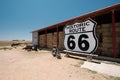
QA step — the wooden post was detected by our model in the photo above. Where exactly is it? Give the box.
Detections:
[45,30,47,47]
[56,26,59,47]
[37,32,39,48]
[112,10,117,58]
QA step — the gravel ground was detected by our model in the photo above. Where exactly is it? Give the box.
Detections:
[0,47,119,80]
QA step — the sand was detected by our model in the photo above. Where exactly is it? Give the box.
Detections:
[0,47,114,80]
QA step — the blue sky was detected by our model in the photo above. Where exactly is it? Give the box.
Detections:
[0,0,120,40]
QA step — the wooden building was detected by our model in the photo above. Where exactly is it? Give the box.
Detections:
[32,4,120,58]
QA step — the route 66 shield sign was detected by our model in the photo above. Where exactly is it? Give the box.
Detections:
[64,18,98,54]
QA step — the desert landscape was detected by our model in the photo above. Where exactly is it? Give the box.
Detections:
[0,40,120,80]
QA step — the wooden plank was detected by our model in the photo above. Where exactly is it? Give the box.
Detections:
[63,50,98,57]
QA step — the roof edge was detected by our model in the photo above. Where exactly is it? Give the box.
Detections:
[32,3,120,33]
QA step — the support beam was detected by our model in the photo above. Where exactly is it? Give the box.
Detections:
[112,10,117,58]
[56,26,59,47]
[37,32,39,48]
[45,30,47,47]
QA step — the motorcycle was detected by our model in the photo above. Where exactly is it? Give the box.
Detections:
[52,46,61,59]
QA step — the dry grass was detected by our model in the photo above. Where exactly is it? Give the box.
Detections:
[0,41,12,46]
[74,60,84,67]
[0,40,31,46]
[110,76,120,80]
[0,47,12,50]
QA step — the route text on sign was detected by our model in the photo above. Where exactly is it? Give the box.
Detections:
[66,21,90,33]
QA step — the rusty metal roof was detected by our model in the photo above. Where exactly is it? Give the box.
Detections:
[32,3,120,33]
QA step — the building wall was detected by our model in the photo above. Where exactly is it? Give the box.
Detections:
[36,8,120,58]
[39,34,46,48]
[38,22,120,57]
[46,33,52,48]
[39,31,64,49]
[96,23,113,57]
[96,22,120,57]
[116,23,120,57]
[53,32,57,46]
[59,31,64,50]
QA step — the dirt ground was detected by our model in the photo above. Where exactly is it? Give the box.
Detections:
[0,47,118,80]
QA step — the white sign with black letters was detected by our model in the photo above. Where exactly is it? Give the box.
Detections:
[64,18,98,54]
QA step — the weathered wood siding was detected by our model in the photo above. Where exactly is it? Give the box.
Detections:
[96,23,120,57]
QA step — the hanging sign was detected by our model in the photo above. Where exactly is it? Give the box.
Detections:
[64,18,98,54]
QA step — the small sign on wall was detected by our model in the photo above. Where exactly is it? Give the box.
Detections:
[64,18,98,54]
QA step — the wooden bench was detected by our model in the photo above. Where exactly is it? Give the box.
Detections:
[63,50,98,62]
